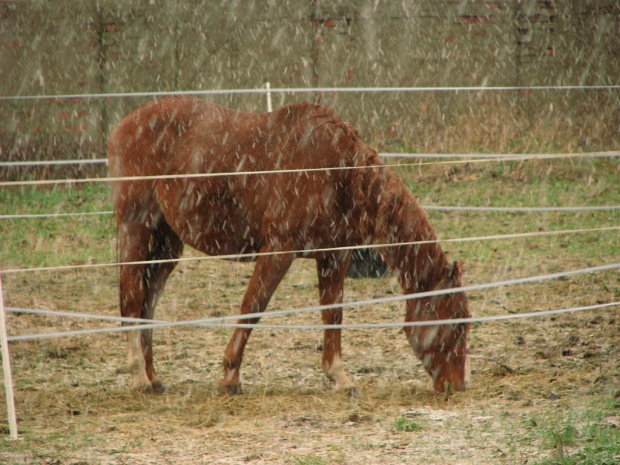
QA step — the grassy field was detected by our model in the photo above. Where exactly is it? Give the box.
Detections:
[0,157,619,464]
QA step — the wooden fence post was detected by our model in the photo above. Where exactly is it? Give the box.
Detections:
[0,275,18,440]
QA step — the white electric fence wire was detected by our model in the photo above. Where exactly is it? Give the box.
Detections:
[0,159,108,168]
[4,262,620,342]
[2,205,619,221]
[1,150,618,168]
[2,151,619,189]
[8,307,149,325]
[380,151,620,159]
[2,85,620,102]
[0,211,113,220]
[5,301,619,341]
[424,205,620,212]
[0,162,399,188]
[1,225,618,276]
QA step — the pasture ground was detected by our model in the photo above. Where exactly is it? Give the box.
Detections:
[1,158,619,464]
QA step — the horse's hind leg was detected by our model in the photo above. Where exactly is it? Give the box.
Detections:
[118,219,152,392]
[118,215,183,393]
[140,220,184,391]
[317,253,355,392]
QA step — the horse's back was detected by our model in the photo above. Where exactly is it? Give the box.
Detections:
[108,97,240,176]
[108,97,363,176]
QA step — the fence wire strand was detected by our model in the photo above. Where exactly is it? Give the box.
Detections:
[5,302,619,342]
[2,84,620,102]
[2,205,619,221]
[1,150,618,169]
[5,262,620,342]
[2,151,619,189]
[1,225,618,275]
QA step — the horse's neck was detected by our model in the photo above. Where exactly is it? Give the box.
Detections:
[374,175,449,294]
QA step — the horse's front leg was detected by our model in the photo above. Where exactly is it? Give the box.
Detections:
[219,244,295,394]
[317,253,355,392]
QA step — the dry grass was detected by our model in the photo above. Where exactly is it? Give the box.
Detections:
[1,159,619,464]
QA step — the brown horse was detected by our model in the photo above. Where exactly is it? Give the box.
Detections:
[108,97,470,395]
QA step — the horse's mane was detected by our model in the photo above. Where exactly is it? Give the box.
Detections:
[272,102,449,292]
[352,151,450,293]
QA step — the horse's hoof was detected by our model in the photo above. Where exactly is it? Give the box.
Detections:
[219,382,242,395]
[149,379,166,394]
[136,380,166,395]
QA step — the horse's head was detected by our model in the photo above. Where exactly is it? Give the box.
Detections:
[403,261,471,393]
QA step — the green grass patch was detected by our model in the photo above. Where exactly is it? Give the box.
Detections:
[0,184,115,269]
[529,397,620,465]
[394,416,423,432]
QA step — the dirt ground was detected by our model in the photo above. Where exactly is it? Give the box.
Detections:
[1,249,619,464]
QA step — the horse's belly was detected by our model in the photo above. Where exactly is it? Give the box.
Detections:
[156,183,262,257]
[178,215,259,257]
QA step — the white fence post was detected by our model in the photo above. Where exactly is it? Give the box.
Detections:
[0,275,18,440]
[265,82,272,112]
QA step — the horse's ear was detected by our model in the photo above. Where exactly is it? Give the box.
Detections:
[450,261,463,284]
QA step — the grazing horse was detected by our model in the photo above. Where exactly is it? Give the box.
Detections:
[108,97,471,394]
